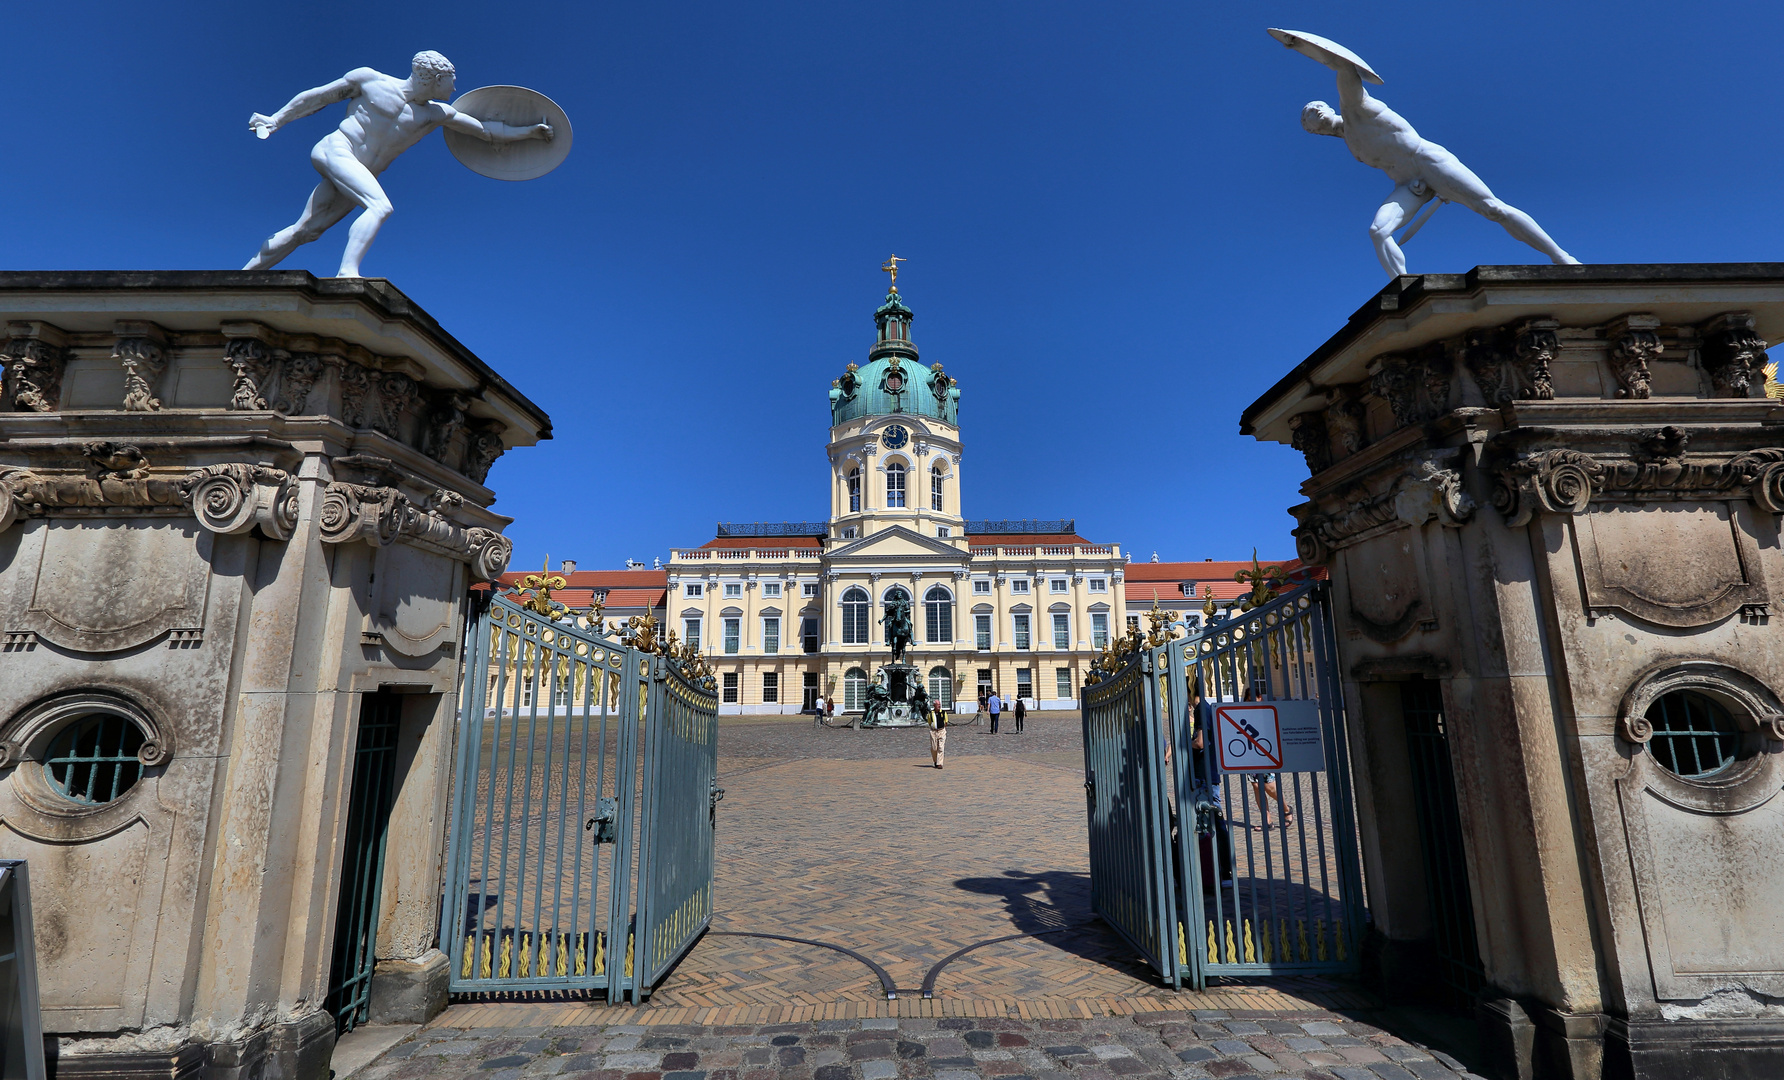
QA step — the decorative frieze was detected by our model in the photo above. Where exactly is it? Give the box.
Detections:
[1699,312,1765,399]
[1292,452,1474,565]
[1492,434,1784,527]
[318,481,511,580]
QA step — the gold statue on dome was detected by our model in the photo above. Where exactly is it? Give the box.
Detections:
[881,254,906,291]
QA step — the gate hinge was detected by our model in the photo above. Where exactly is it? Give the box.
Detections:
[585,797,618,844]
[710,779,726,825]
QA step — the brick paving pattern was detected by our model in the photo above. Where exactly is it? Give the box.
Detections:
[366,1010,1487,1080]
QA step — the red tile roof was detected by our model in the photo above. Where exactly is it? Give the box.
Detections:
[699,536,822,549]
[1123,558,1322,605]
[482,568,667,610]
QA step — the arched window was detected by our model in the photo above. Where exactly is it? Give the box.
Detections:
[925,585,953,643]
[886,462,906,508]
[929,667,953,708]
[932,466,946,511]
[847,467,861,513]
[843,667,869,712]
[841,586,870,644]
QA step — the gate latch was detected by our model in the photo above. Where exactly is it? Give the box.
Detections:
[585,797,618,845]
[1084,773,1095,806]
[710,779,726,824]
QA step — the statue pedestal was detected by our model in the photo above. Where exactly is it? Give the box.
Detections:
[861,662,927,727]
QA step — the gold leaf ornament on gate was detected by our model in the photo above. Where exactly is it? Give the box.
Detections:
[518,557,568,617]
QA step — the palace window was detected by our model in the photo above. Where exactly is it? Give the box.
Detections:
[1013,613,1031,651]
[1647,689,1742,778]
[977,669,993,697]
[931,467,945,511]
[763,671,779,704]
[973,579,991,595]
[723,617,740,654]
[1181,582,1196,597]
[848,468,861,512]
[1053,613,1070,650]
[762,582,781,598]
[762,617,780,654]
[1010,579,1029,594]
[937,525,950,538]
[724,582,742,599]
[975,614,991,651]
[1016,668,1032,701]
[803,582,819,597]
[843,667,868,711]
[1056,667,1074,700]
[803,671,820,710]
[684,618,701,650]
[929,667,953,708]
[1091,612,1108,649]
[722,672,739,704]
[886,462,906,508]
[43,712,147,806]
[1050,579,1069,594]
[522,677,535,707]
[925,586,953,643]
[1127,614,1140,634]
[1088,578,1107,593]
[842,587,870,644]
[840,526,859,539]
[801,616,819,653]
[685,583,704,598]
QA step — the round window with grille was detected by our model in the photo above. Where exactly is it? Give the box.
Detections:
[1644,689,1741,779]
[44,713,147,805]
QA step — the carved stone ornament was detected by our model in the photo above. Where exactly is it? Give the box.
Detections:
[374,372,418,437]
[318,481,511,580]
[226,338,275,411]
[83,442,152,480]
[1369,346,1451,429]
[340,362,374,427]
[1493,439,1784,528]
[2,334,67,413]
[1608,316,1661,399]
[277,353,324,413]
[1515,319,1559,400]
[177,463,301,540]
[1460,325,1517,405]
[1288,410,1332,474]
[1325,385,1367,455]
[423,393,470,462]
[116,337,168,412]
[464,422,507,485]
[1700,312,1766,399]
[1292,452,1475,565]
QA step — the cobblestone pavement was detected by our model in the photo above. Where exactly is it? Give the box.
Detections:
[369,1009,1486,1080]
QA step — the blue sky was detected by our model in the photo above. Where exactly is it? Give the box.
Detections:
[9,3,1781,569]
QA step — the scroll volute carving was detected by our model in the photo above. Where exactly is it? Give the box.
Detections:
[1700,312,1766,399]
[1607,315,1661,399]
[2,321,69,413]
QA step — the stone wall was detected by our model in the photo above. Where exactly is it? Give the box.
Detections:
[0,273,547,1080]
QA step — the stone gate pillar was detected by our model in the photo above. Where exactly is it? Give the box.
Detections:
[0,272,549,1080]
[1242,265,1784,1080]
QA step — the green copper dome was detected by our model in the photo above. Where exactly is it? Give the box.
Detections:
[829,290,960,425]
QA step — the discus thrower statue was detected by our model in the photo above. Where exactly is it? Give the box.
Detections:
[1269,29,1579,278]
[243,51,572,278]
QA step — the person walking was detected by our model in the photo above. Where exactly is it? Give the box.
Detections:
[927,698,949,769]
[988,689,1002,734]
[1014,694,1026,733]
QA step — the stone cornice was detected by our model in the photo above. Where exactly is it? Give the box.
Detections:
[1490,432,1784,528]
[1291,450,1476,566]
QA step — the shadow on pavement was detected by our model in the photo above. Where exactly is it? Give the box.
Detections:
[951,868,1164,982]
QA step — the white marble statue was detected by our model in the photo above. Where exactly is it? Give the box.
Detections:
[1269,29,1579,277]
[243,51,554,278]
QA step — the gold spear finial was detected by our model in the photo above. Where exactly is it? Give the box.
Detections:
[881,254,906,291]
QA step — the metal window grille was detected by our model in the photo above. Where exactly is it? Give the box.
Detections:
[925,587,952,642]
[1647,690,1740,777]
[842,588,869,644]
[762,618,779,654]
[886,464,906,507]
[1092,613,1108,648]
[929,668,953,707]
[762,672,778,704]
[1014,614,1030,650]
[723,619,740,654]
[975,615,991,650]
[1056,667,1072,699]
[44,714,145,805]
[722,672,739,703]
[1052,614,1070,650]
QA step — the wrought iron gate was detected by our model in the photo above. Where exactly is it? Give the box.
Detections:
[441,589,719,1003]
[1083,581,1367,990]
[327,692,402,1032]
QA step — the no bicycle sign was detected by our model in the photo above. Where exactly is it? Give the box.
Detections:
[1213,702,1326,774]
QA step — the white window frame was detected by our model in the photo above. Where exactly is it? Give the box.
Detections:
[762,616,780,654]
[723,582,742,599]
[1010,579,1030,595]
[723,617,740,654]
[1053,613,1070,650]
[802,582,820,598]
[1050,578,1069,594]
[937,525,951,538]
[973,579,991,595]
[762,671,779,704]
[924,586,953,644]
[1016,668,1033,700]
[975,613,992,651]
[1056,667,1074,699]
[1181,582,1196,597]
[842,587,870,645]
[843,668,868,711]
[886,462,907,508]
[1091,612,1108,648]
[1013,613,1031,651]
[1088,578,1107,593]
[931,468,945,511]
[722,671,739,704]
[847,468,861,512]
[762,582,782,598]
[684,583,704,598]
[683,618,702,650]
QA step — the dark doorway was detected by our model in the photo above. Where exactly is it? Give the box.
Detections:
[325,692,403,1033]
[1400,677,1485,1000]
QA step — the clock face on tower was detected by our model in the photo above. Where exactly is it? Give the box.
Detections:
[881,425,908,449]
